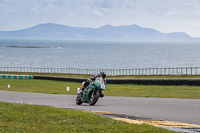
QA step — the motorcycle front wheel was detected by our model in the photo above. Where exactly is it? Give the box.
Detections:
[76,94,83,105]
[89,89,100,106]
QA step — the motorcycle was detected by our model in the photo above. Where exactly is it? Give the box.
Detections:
[76,77,106,106]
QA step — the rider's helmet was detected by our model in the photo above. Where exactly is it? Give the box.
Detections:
[100,72,106,79]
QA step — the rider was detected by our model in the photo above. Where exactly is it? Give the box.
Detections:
[81,72,106,97]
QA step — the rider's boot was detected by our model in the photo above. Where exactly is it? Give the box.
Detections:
[100,91,104,98]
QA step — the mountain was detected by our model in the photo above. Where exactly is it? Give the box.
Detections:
[0,23,199,42]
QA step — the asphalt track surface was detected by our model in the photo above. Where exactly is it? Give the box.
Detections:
[0,90,200,125]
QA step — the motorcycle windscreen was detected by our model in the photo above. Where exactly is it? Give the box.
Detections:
[95,77,104,84]
[95,77,105,89]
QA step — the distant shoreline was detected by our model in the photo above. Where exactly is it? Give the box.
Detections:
[6,46,50,48]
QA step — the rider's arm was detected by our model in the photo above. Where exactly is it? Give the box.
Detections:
[90,74,100,81]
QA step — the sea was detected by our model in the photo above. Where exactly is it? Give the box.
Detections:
[0,39,200,69]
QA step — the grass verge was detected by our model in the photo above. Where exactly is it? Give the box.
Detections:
[0,102,174,133]
[1,79,200,99]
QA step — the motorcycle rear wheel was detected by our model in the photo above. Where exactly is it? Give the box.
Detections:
[89,90,100,106]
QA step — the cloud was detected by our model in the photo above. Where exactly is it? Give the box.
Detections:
[2,9,16,13]
[94,0,112,9]
[91,10,104,17]
[1,0,13,3]
[30,7,40,13]
[43,3,62,13]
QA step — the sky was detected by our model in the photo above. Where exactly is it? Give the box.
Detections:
[1,0,200,37]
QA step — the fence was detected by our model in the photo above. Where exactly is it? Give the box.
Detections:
[0,67,200,76]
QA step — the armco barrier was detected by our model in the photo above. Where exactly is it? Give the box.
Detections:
[34,76,85,83]
[33,76,200,86]
[0,74,32,79]
[107,79,200,86]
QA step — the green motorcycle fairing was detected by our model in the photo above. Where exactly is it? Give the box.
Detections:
[81,81,102,103]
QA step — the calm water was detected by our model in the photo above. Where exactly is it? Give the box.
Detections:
[0,39,200,69]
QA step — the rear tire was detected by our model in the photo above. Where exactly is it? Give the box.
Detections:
[89,90,100,106]
[76,94,83,105]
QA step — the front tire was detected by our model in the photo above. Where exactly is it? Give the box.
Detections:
[76,94,83,105]
[89,90,100,106]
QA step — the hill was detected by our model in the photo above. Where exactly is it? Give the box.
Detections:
[0,23,199,42]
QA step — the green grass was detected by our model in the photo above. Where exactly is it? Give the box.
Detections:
[107,84,200,99]
[0,102,174,133]
[1,71,200,79]
[1,79,200,99]
[0,79,79,94]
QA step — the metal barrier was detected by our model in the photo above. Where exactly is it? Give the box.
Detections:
[0,74,32,79]
[34,76,200,86]
[0,67,199,76]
